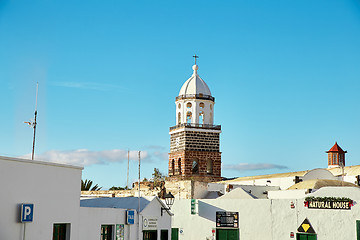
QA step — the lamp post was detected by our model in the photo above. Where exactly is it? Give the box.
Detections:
[161,192,175,216]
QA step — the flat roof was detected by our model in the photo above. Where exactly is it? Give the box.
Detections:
[220,165,360,184]
[80,197,150,211]
[0,155,83,170]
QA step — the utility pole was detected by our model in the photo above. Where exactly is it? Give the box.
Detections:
[127,149,130,189]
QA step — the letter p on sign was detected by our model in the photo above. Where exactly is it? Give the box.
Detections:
[21,204,34,222]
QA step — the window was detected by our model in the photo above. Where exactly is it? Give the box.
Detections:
[186,112,192,124]
[53,224,69,240]
[171,228,179,240]
[178,103,181,109]
[160,230,169,240]
[143,230,157,240]
[101,225,113,240]
[192,159,199,174]
[207,159,213,174]
[199,102,204,108]
[172,159,175,175]
[186,102,192,108]
[178,158,182,175]
[199,111,204,125]
[178,112,181,124]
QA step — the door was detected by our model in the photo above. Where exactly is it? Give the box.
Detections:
[161,230,168,240]
[101,225,113,240]
[53,224,67,240]
[216,229,239,240]
[143,230,157,240]
[171,228,179,240]
[296,233,317,240]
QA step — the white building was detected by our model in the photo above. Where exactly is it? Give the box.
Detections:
[171,187,360,240]
[0,155,172,240]
[0,155,82,239]
[80,196,172,240]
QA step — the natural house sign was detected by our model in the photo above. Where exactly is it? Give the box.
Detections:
[304,197,354,210]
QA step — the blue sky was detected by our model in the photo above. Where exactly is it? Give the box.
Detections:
[1,0,360,189]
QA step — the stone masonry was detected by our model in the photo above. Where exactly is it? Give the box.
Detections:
[168,126,222,182]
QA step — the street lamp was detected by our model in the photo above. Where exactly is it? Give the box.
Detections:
[161,192,175,216]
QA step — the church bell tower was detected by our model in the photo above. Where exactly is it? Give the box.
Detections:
[168,57,222,181]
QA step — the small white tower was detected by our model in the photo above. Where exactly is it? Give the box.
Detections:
[176,64,215,126]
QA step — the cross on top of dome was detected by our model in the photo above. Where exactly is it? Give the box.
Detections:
[193,54,199,65]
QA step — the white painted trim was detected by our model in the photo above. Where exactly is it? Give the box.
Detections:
[169,127,222,134]
[0,155,84,170]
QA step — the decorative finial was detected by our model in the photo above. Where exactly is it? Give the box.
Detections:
[193,54,199,65]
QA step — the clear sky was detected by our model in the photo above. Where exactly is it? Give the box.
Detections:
[1,0,360,189]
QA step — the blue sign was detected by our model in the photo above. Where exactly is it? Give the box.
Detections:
[21,204,34,222]
[126,210,135,225]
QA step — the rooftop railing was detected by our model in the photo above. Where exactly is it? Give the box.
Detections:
[176,94,215,102]
[170,123,221,131]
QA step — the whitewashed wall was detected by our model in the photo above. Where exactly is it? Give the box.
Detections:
[229,176,297,190]
[0,156,82,240]
[141,198,172,240]
[171,194,360,240]
[79,207,137,240]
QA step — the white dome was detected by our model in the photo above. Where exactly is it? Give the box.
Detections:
[179,65,212,97]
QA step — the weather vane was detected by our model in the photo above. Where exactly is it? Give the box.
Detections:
[193,54,199,65]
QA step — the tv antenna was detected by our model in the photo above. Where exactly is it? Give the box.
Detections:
[24,82,39,160]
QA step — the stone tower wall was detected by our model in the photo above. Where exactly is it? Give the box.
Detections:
[168,150,222,181]
[170,130,220,152]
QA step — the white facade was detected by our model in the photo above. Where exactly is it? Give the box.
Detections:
[80,197,172,240]
[0,155,171,240]
[171,187,360,240]
[0,156,83,240]
[80,207,136,240]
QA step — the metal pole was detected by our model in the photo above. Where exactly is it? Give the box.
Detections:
[23,223,26,240]
[127,149,130,189]
[138,151,141,240]
[138,150,141,208]
[31,82,39,160]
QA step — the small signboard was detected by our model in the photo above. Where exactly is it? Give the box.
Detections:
[297,218,316,234]
[126,210,135,225]
[143,217,158,230]
[191,199,196,215]
[116,224,124,240]
[307,200,352,210]
[304,197,353,210]
[21,204,34,222]
[216,211,239,228]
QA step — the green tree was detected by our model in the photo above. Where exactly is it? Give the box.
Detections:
[81,179,102,191]
[109,186,126,190]
[152,168,165,187]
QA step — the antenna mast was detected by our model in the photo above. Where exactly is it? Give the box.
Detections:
[25,83,39,160]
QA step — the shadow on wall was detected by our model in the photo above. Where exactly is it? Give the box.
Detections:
[198,201,225,222]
